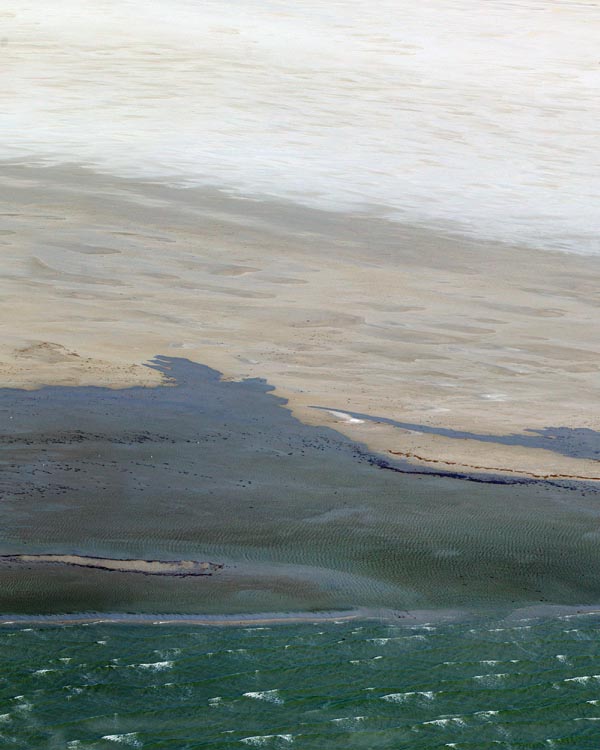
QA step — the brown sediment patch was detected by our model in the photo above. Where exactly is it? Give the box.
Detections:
[1,554,224,577]
[15,341,81,364]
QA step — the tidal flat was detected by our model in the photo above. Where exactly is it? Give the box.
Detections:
[2,164,600,482]
[1,356,599,618]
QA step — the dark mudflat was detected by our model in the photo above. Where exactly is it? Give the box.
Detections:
[1,356,600,615]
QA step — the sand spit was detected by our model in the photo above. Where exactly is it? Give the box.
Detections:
[1,164,599,479]
[0,554,223,577]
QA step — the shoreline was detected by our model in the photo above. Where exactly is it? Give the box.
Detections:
[1,162,599,480]
[2,355,600,615]
[2,603,600,628]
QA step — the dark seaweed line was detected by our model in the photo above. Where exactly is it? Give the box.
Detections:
[360,449,583,488]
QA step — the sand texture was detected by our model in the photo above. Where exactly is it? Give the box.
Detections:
[1,164,599,479]
[1,554,223,576]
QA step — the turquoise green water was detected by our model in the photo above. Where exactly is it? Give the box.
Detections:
[2,615,600,748]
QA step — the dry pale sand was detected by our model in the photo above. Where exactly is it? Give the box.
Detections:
[1,555,223,576]
[1,163,599,480]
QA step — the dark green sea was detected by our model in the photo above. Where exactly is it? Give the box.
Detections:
[2,614,600,749]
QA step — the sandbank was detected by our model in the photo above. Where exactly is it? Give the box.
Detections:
[1,163,598,479]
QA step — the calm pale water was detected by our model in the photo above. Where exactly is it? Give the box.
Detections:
[2,615,600,748]
[3,0,600,254]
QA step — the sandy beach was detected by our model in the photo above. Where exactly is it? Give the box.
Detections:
[1,163,598,481]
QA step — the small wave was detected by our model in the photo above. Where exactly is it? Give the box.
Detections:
[34,668,57,675]
[0,714,11,723]
[475,710,499,719]
[382,691,435,703]
[65,686,84,696]
[473,673,508,685]
[563,628,590,640]
[367,638,390,645]
[422,717,467,728]
[101,733,142,748]
[12,696,32,714]
[134,661,173,671]
[240,734,293,746]
[208,697,223,707]
[243,690,283,705]
[331,716,365,727]
[563,674,600,684]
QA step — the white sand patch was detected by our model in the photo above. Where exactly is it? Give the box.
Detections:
[326,410,365,425]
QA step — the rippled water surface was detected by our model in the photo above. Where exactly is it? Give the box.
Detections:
[2,615,600,748]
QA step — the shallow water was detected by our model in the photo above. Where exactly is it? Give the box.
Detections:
[2,356,600,615]
[2,614,600,748]
[3,0,600,253]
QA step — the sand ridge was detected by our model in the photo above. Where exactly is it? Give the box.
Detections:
[0,554,223,576]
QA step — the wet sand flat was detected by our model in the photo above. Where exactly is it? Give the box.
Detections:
[0,164,599,480]
[1,356,600,616]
